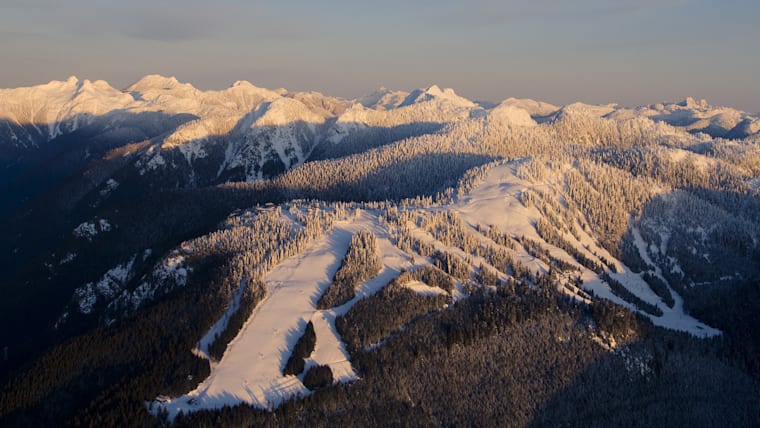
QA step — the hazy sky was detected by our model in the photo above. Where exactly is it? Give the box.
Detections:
[1,0,758,111]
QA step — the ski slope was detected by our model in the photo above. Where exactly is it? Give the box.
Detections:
[158,211,410,416]
[157,159,720,417]
[452,161,719,337]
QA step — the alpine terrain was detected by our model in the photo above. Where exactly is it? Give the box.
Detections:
[1,76,759,427]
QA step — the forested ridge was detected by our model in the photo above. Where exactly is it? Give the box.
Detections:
[1,96,759,427]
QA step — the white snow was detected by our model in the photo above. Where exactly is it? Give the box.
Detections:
[150,155,719,417]
[75,285,97,315]
[453,160,556,274]
[59,252,77,265]
[357,86,408,110]
[488,103,537,127]
[69,255,137,315]
[73,219,111,240]
[215,97,328,181]
[0,76,137,144]
[158,211,408,416]
[401,85,477,109]
[99,219,112,232]
[453,161,719,337]
[72,222,97,239]
[402,280,448,297]
[495,97,558,118]
[1,75,754,163]
[156,159,723,416]
[154,254,188,286]
[99,179,120,196]
[105,251,190,317]
[667,148,716,171]
[145,152,166,171]
[553,102,618,121]
[324,83,483,146]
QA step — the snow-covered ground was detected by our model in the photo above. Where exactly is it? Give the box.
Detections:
[157,159,721,417]
[453,161,718,337]
[158,211,409,416]
[72,218,112,240]
[403,280,448,297]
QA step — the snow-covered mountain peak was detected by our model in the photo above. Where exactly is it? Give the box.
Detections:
[357,86,409,110]
[126,74,185,92]
[231,80,254,88]
[284,91,348,117]
[551,102,618,122]
[488,103,537,127]
[224,80,281,98]
[74,78,124,97]
[425,84,444,95]
[401,85,476,108]
[125,75,210,115]
[251,97,326,127]
[125,75,206,109]
[215,81,282,107]
[4,75,758,195]
[0,75,137,143]
[33,75,79,90]
[497,97,559,118]
[679,97,709,109]
[428,85,473,104]
[19,76,80,93]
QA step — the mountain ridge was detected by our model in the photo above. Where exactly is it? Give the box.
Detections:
[1,74,759,426]
[4,75,759,148]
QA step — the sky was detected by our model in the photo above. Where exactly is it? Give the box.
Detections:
[1,0,759,111]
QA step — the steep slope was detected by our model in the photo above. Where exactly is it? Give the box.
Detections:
[0,77,137,147]
[316,85,485,158]
[0,77,196,213]
[220,97,328,180]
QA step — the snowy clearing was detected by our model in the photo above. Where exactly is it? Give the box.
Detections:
[402,280,449,297]
[158,211,409,416]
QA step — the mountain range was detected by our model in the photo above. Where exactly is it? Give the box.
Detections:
[1,76,759,427]
[2,75,758,214]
